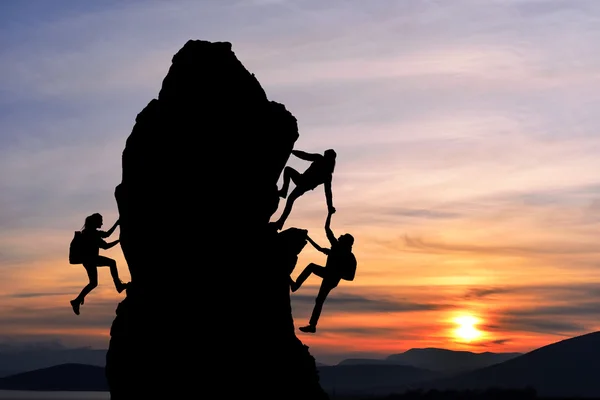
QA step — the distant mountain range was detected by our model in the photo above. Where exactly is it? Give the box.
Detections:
[338,348,522,375]
[4,332,600,397]
[420,331,600,398]
[329,331,600,397]
[0,346,106,377]
[0,345,516,378]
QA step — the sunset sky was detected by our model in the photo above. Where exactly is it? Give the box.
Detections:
[2,0,600,365]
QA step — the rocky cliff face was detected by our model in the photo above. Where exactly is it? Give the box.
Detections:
[105,40,328,400]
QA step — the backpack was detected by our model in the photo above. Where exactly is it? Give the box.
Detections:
[340,253,357,281]
[69,231,85,264]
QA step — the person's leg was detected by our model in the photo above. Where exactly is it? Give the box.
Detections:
[71,264,98,315]
[300,281,335,333]
[272,186,305,231]
[290,263,325,292]
[96,255,128,293]
[278,167,301,198]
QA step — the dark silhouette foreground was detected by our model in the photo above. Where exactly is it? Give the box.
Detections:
[276,227,309,275]
[291,209,356,333]
[356,388,538,400]
[69,213,128,315]
[105,40,328,400]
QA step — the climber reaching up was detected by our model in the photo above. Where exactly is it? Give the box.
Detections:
[68,213,128,315]
[290,209,356,333]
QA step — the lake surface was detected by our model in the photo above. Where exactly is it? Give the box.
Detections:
[0,391,109,400]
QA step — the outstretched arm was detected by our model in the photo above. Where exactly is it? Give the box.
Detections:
[324,210,337,246]
[100,219,120,238]
[307,235,330,255]
[324,179,335,214]
[292,150,321,162]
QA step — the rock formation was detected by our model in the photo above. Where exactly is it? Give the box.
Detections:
[105,40,328,399]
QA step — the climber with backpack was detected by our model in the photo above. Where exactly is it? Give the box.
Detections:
[69,213,128,315]
[290,208,356,333]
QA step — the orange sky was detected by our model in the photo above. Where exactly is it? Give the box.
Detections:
[4,185,600,365]
[289,197,600,363]
[2,1,600,365]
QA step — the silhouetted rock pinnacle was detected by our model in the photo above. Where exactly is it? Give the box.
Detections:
[106,40,327,400]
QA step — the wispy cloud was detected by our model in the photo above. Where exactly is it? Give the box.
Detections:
[463,287,513,300]
[498,318,587,336]
[7,292,73,299]
[403,234,600,257]
[2,0,600,363]
[292,292,449,313]
[0,302,117,331]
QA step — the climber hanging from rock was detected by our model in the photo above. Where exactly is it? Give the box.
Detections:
[290,208,357,333]
[68,213,129,315]
[271,148,337,231]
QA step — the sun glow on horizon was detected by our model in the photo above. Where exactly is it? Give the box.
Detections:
[453,315,483,342]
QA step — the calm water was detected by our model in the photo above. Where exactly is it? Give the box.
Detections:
[0,391,109,400]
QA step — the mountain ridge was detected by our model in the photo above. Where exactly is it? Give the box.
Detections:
[4,332,600,397]
[337,348,523,375]
[419,330,600,398]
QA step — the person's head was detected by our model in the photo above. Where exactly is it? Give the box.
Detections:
[324,149,337,160]
[84,213,103,230]
[338,233,354,250]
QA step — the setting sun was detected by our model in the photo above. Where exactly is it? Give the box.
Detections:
[453,315,482,342]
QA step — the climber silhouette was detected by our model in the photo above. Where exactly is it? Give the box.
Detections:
[290,209,356,333]
[271,149,337,231]
[69,213,128,315]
